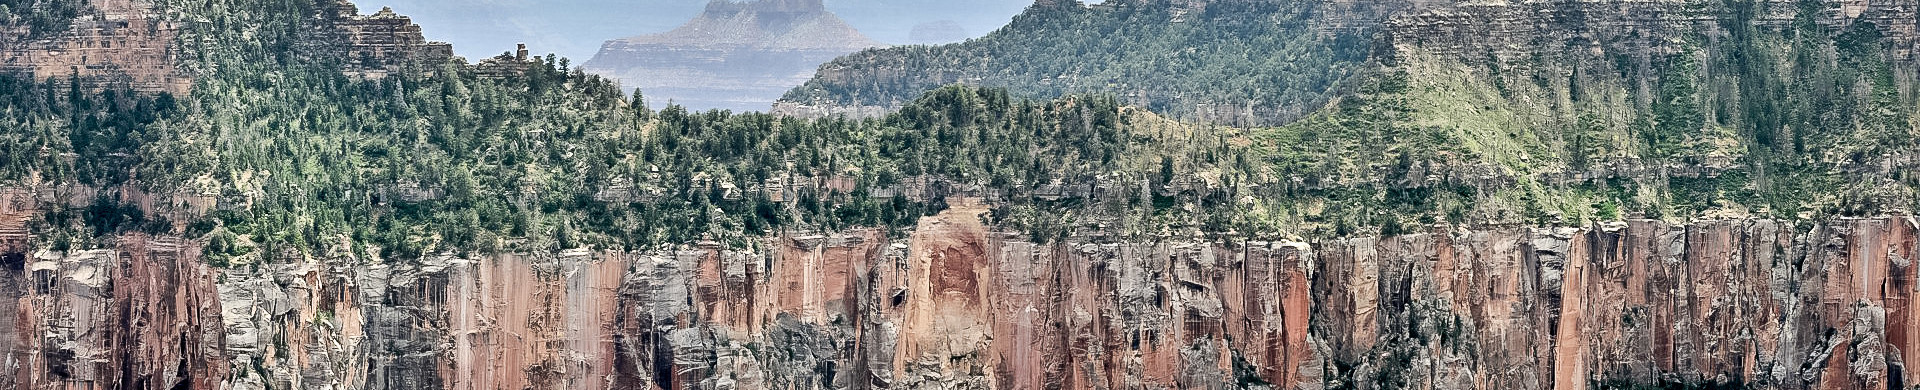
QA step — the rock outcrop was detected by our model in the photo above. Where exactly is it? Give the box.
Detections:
[1383,0,1920,62]
[0,0,188,94]
[7,190,1920,388]
[331,3,455,78]
[0,238,227,390]
[580,0,884,111]
[0,0,453,91]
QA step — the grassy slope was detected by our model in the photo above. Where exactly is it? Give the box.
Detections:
[1236,2,1918,234]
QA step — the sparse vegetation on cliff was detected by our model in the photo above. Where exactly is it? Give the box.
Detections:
[0,0,86,36]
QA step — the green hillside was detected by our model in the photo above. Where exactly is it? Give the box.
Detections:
[1,0,1916,267]
[783,0,1376,126]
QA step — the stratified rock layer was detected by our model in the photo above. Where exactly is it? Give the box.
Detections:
[0,239,227,390]
[332,3,455,77]
[1384,0,1919,62]
[0,0,188,93]
[6,192,1920,388]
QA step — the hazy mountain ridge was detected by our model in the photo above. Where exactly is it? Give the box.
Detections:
[777,0,1385,126]
[580,0,883,111]
[600,0,880,50]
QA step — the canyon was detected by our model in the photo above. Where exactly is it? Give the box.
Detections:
[3,0,1918,388]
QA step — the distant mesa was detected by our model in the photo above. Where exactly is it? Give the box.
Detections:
[580,0,885,112]
[908,20,969,44]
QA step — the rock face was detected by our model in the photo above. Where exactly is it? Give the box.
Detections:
[0,0,188,94]
[8,190,1920,388]
[0,0,452,92]
[1383,0,1919,62]
[580,0,883,112]
[332,3,455,78]
[0,239,227,389]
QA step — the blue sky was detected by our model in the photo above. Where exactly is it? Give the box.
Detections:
[359,0,1036,62]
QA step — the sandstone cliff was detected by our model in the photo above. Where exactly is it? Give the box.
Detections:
[0,0,187,94]
[581,0,884,112]
[8,190,1920,388]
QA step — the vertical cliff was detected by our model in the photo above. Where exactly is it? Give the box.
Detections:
[8,189,1920,388]
[0,239,227,389]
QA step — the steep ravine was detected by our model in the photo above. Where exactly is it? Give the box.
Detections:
[5,196,1918,389]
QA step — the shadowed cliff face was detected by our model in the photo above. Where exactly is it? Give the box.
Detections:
[7,194,1920,389]
[0,239,227,390]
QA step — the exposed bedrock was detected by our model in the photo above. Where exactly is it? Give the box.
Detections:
[0,238,227,390]
[5,204,1920,388]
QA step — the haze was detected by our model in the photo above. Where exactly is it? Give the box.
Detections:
[362,0,1035,61]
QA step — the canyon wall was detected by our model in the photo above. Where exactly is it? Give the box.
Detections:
[5,195,1920,389]
[0,0,188,94]
[1384,0,1919,62]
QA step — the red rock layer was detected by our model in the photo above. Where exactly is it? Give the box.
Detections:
[0,237,226,389]
[7,210,1920,389]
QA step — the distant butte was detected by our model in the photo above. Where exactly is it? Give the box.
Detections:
[580,0,884,112]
